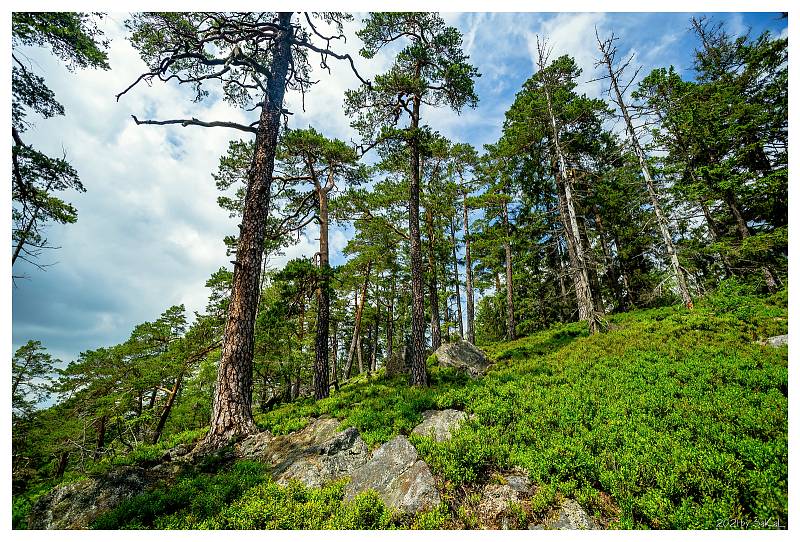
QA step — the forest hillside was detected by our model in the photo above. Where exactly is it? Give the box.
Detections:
[10,11,789,532]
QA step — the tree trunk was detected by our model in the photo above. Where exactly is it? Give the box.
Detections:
[201,12,293,451]
[345,260,372,379]
[462,193,476,344]
[449,218,464,339]
[313,183,331,399]
[593,208,624,310]
[330,320,340,392]
[598,40,692,308]
[501,198,516,340]
[725,190,778,292]
[541,70,600,333]
[93,415,107,460]
[151,371,184,445]
[387,270,395,358]
[409,88,428,386]
[426,207,442,350]
[55,451,69,478]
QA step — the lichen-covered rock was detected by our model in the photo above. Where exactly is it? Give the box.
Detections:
[384,346,413,378]
[434,340,491,377]
[237,417,369,488]
[28,467,151,529]
[476,470,532,529]
[766,334,788,347]
[548,498,596,530]
[411,409,467,442]
[345,435,440,514]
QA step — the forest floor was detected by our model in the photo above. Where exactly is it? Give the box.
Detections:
[15,283,788,530]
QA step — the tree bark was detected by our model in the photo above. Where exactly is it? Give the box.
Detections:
[330,320,340,392]
[449,218,464,339]
[426,206,442,350]
[344,260,372,379]
[541,66,600,334]
[93,415,107,460]
[725,190,778,292]
[201,12,293,450]
[313,181,331,399]
[409,84,428,386]
[597,39,692,308]
[462,193,476,344]
[151,371,184,445]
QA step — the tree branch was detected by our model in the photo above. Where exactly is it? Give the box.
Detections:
[130,115,258,134]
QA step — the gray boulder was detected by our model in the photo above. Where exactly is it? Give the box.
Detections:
[545,498,596,530]
[384,346,413,378]
[476,470,532,529]
[766,334,788,347]
[238,417,369,488]
[411,409,467,442]
[28,467,152,529]
[434,340,491,377]
[345,435,440,514]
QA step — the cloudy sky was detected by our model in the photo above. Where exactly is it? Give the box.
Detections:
[10,10,788,366]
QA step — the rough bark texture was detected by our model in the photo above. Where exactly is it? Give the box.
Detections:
[409,91,428,386]
[201,12,293,451]
[313,179,332,400]
[462,193,476,344]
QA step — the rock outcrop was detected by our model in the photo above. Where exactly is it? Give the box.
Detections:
[529,498,596,530]
[434,340,491,377]
[765,334,788,347]
[384,346,413,378]
[238,417,369,488]
[28,467,154,529]
[344,435,440,515]
[476,470,532,529]
[411,409,467,442]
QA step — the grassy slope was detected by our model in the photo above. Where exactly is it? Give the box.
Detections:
[22,283,789,530]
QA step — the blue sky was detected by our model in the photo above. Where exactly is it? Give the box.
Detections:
[10,11,788,367]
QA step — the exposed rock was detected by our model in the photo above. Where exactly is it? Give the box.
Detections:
[411,409,467,442]
[766,334,788,347]
[384,346,413,378]
[476,470,532,529]
[345,435,440,514]
[549,498,596,530]
[237,417,369,488]
[434,340,491,377]
[28,467,153,529]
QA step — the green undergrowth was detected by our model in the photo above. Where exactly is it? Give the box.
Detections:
[37,281,789,529]
[91,460,448,529]
[259,283,788,529]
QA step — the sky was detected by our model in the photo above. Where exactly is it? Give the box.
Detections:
[9,10,789,368]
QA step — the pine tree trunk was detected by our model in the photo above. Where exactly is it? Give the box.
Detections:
[201,12,293,451]
[725,191,778,292]
[387,271,395,358]
[345,260,372,379]
[501,198,516,340]
[313,184,331,399]
[463,193,476,344]
[426,207,442,350]
[409,90,428,386]
[542,75,600,333]
[151,371,184,445]
[330,320,340,392]
[593,208,624,310]
[598,43,692,308]
[94,415,107,459]
[449,218,464,339]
